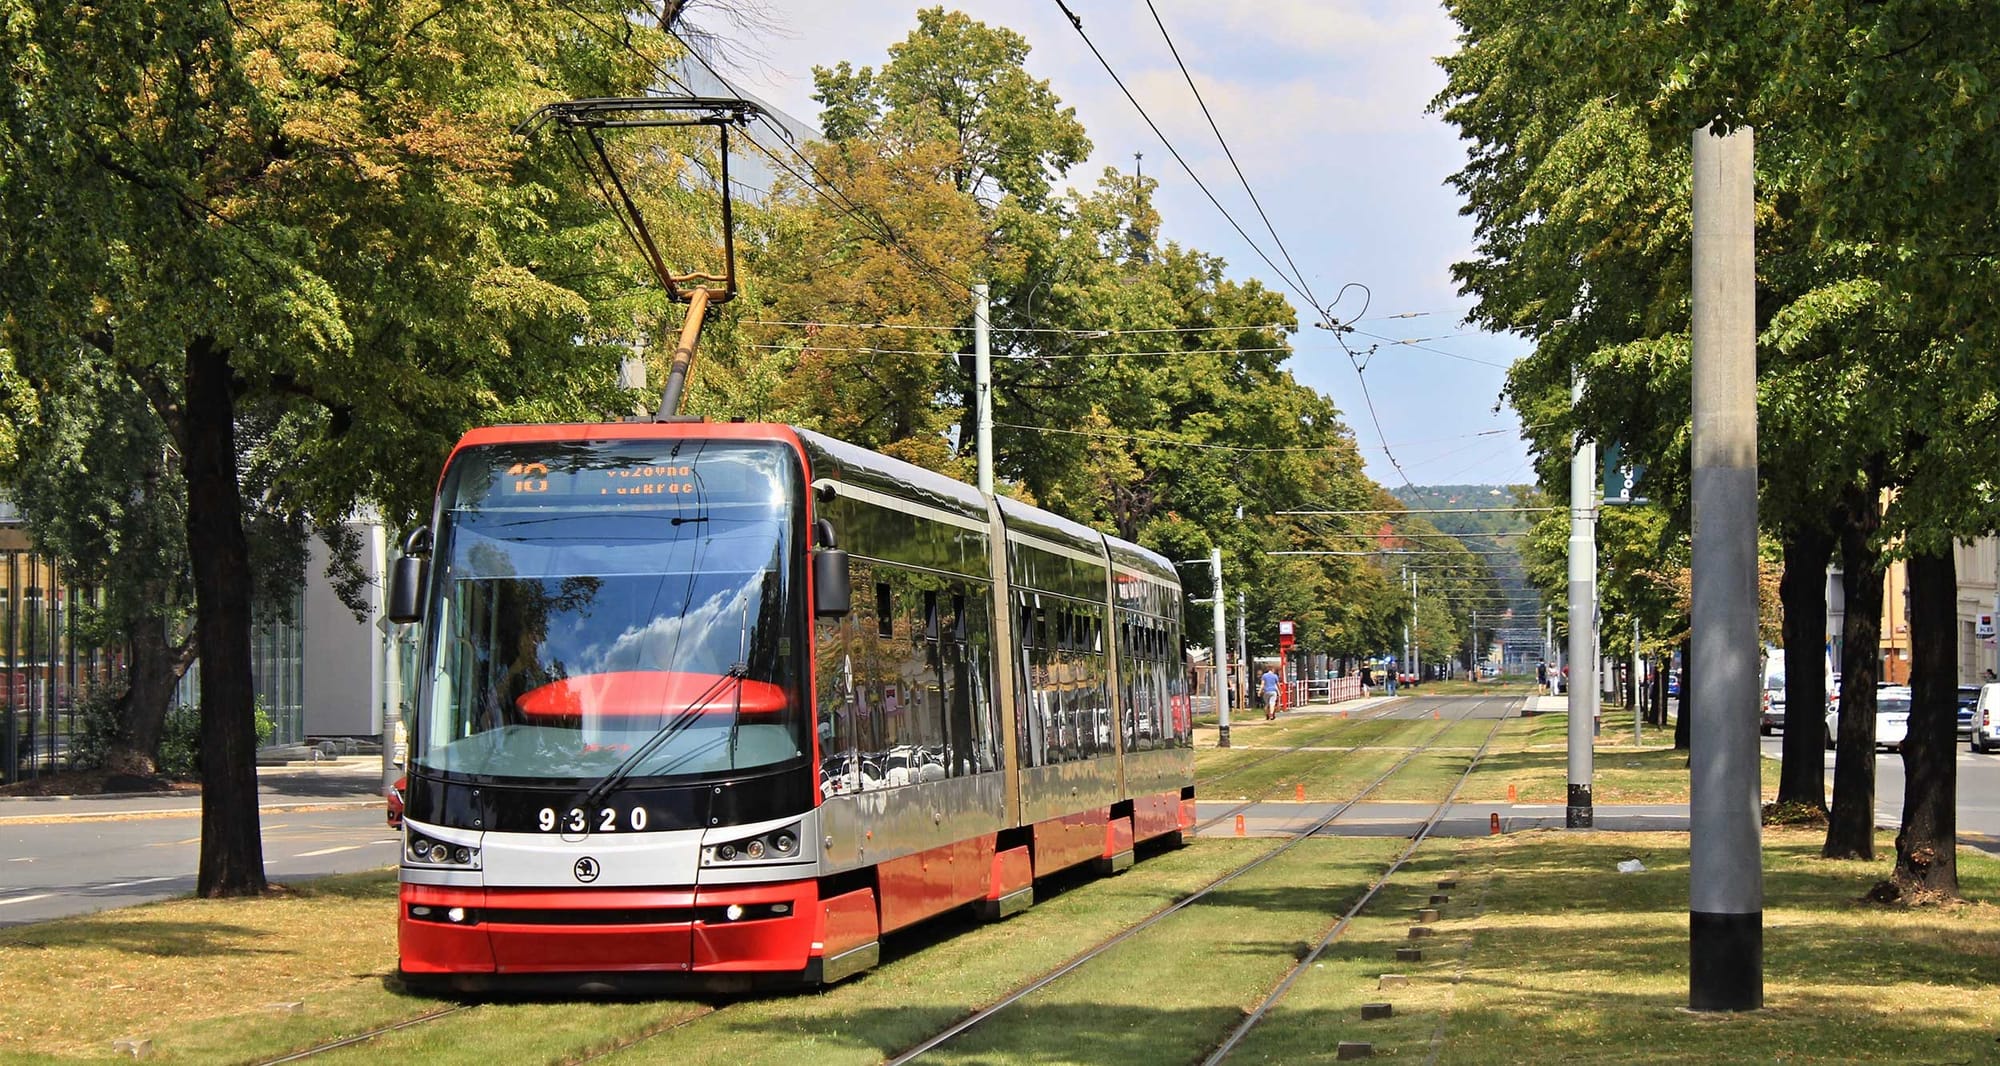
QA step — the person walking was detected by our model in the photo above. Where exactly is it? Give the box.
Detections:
[1536,660,1549,695]
[1385,659,1399,695]
[1261,667,1280,720]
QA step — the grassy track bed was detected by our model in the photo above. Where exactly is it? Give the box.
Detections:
[1218,847,1471,1063]
[905,837,1407,1065]
[1230,828,2000,1064]
[1368,751,1478,803]
[0,841,1298,1065]
[1459,714,1777,805]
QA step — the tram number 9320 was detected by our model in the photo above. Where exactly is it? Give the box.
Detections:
[538,805,650,833]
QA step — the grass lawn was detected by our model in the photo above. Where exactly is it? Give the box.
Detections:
[6,828,1998,1064]
[1230,828,2000,1064]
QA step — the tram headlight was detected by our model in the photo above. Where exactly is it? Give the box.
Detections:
[404,833,479,868]
[725,904,745,921]
[702,822,804,865]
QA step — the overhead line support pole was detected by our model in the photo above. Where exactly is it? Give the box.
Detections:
[1689,123,1762,1012]
[1567,371,1597,829]
[1212,547,1231,748]
[975,283,994,495]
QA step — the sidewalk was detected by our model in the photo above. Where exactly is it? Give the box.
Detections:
[0,757,387,822]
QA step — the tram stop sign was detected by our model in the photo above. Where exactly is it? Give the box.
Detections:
[1278,620,1295,650]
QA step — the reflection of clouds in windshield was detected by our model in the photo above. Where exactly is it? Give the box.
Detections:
[578,578,760,674]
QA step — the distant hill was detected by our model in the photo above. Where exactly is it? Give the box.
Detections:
[1389,484,1534,539]
[1392,484,1545,662]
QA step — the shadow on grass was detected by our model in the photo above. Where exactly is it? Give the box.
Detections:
[2,917,287,958]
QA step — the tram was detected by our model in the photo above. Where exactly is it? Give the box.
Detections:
[388,420,1193,992]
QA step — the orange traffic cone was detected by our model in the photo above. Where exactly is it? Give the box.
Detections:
[1235,814,1247,837]
[1295,782,1306,802]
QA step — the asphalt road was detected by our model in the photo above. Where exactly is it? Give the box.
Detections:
[0,760,397,927]
[1759,729,2000,844]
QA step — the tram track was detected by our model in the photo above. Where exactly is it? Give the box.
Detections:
[881,693,1517,1066]
[1197,696,1515,1064]
[1191,693,1480,834]
[246,1005,470,1065]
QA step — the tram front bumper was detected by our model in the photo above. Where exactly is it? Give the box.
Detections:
[397,878,821,980]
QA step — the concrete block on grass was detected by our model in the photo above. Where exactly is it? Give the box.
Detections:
[1336,1041,1374,1059]
[1430,893,1450,905]
[1417,908,1440,922]
[111,1039,152,1059]
[1378,974,1408,988]
[1408,926,1435,938]
[1396,947,1424,962]
[1361,1002,1394,1020]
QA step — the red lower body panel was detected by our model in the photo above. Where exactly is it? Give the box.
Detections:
[1033,807,1109,876]
[877,834,995,932]
[399,880,816,977]
[1132,789,1182,840]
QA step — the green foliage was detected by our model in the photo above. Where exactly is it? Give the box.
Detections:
[68,685,126,773]
[156,702,275,781]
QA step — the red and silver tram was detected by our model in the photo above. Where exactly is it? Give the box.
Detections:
[389,421,1192,991]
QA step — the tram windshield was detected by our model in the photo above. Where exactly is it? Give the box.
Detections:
[414,438,809,785]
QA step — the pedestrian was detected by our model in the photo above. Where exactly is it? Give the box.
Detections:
[1360,661,1373,693]
[1985,668,1996,683]
[1261,666,1280,720]
[1536,660,1549,695]
[1385,659,1399,695]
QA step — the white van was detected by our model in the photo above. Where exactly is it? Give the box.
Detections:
[1970,683,2000,753]
[1759,644,1836,736]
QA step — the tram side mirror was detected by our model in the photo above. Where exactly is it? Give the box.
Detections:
[813,519,851,618]
[388,526,431,625]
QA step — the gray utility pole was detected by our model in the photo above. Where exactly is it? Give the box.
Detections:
[1401,566,1411,674]
[1567,372,1598,829]
[974,283,994,495]
[1634,615,1644,744]
[1689,124,1762,1011]
[1211,546,1231,748]
[1235,590,1249,720]
[1411,574,1420,683]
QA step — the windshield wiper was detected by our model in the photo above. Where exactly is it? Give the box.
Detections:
[577,664,746,818]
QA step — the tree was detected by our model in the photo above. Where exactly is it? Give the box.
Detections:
[0,0,670,894]
[811,6,1088,209]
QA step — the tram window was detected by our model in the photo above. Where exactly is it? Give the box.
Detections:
[1019,602,1035,648]
[1035,605,1049,649]
[951,593,967,644]
[876,583,893,637]
[923,590,939,643]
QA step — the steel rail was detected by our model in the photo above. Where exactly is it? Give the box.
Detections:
[250,1006,469,1065]
[1193,697,1455,833]
[1197,697,1518,1064]
[882,693,1509,1066]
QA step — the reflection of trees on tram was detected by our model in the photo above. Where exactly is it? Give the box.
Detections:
[1015,594,1110,766]
[817,559,999,795]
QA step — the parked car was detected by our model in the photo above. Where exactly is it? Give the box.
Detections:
[1970,683,2000,753]
[1667,672,1680,698]
[1826,686,1911,751]
[1759,678,1787,736]
[1956,686,1979,740]
[387,775,406,829]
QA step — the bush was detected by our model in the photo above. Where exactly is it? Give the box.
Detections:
[158,702,278,780]
[69,686,127,772]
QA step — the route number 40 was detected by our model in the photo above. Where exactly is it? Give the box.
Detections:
[538,806,650,832]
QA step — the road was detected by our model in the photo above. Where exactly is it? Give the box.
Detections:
[1760,730,2000,846]
[0,759,397,927]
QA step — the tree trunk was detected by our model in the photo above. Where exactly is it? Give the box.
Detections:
[1894,546,1959,896]
[1674,637,1692,750]
[104,597,180,776]
[183,336,267,898]
[1776,524,1834,808]
[1825,481,1883,860]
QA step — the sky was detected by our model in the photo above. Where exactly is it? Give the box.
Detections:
[683,0,1536,488]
